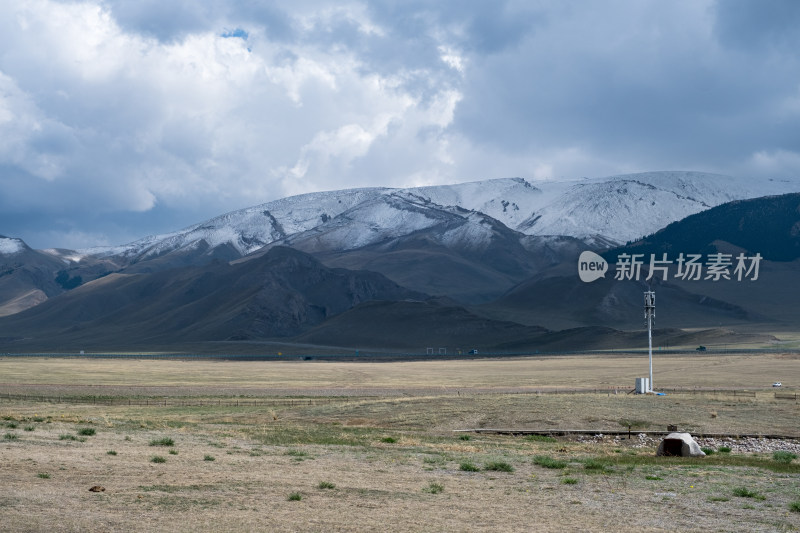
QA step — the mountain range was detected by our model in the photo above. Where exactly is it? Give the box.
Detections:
[1,171,799,353]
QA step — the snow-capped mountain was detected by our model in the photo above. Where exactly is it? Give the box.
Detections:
[85,187,388,261]
[87,171,800,264]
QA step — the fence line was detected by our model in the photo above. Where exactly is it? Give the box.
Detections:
[775,392,799,401]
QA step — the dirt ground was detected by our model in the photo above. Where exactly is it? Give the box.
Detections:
[1,354,800,532]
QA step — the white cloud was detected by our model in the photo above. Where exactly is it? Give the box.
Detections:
[1,0,799,248]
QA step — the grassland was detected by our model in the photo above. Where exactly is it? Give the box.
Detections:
[1,353,800,532]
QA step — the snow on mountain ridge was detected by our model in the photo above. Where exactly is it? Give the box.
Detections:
[86,187,389,260]
[281,192,465,253]
[78,171,800,261]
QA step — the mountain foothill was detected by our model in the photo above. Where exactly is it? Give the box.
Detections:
[1,171,798,353]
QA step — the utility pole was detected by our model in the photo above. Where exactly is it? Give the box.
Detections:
[644,290,655,392]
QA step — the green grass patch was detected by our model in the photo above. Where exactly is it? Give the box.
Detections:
[6,422,17,429]
[4,433,18,440]
[248,425,374,447]
[525,434,557,443]
[77,428,96,436]
[37,472,50,479]
[718,446,731,453]
[24,426,35,432]
[150,456,167,464]
[574,452,800,474]
[701,447,714,455]
[772,451,797,464]
[318,481,336,490]
[150,437,175,447]
[789,501,800,513]
[645,475,663,481]
[168,449,178,455]
[533,455,567,469]
[484,461,514,473]
[582,459,609,472]
[732,487,765,500]
[562,477,579,485]
[287,492,302,501]
[204,455,215,461]
[107,450,117,456]
[59,434,78,441]
[380,437,397,443]
[459,461,480,472]
[459,434,471,441]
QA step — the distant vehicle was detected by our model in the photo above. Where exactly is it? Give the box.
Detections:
[696,346,706,352]
[773,382,782,387]
[468,349,479,354]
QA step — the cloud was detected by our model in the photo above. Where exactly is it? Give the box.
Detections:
[0,0,799,249]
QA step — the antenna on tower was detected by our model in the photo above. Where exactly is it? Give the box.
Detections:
[644,289,655,393]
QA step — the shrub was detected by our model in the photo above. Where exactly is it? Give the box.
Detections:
[6,422,17,429]
[78,428,96,436]
[423,482,444,494]
[718,446,731,453]
[790,501,800,513]
[150,456,167,463]
[380,437,397,444]
[459,434,471,441]
[24,426,35,432]
[484,461,514,473]
[318,481,336,490]
[169,449,178,455]
[701,447,715,455]
[562,477,579,485]
[59,434,78,441]
[533,455,567,469]
[459,461,480,472]
[773,451,797,464]
[204,454,215,461]
[107,450,117,456]
[37,472,50,479]
[4,433,18,440]
[645,475,663,481]
[149,437,175,447]
[733,487,765,500]
[287,492,302,501]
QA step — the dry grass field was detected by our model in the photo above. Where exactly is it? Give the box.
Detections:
[2,353,800,532]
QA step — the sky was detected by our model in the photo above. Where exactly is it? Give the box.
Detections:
[1,0,799,249]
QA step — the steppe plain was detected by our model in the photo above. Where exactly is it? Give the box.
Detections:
[2,352,800,532]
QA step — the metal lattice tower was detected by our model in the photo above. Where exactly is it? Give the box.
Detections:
[644,290,655,392]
